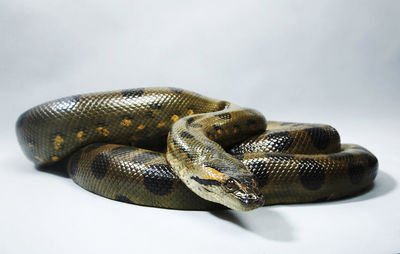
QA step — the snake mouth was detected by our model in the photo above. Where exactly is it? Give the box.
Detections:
[234,191,265,209]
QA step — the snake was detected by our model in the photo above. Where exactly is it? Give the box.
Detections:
[16,87,378,211]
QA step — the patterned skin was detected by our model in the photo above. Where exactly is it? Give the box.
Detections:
[16,88,378,211]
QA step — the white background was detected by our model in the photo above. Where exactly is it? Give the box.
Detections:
[1,1,399,253]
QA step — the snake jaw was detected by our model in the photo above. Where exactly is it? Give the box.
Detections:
[234,190,265,209]
[227,180,265,211]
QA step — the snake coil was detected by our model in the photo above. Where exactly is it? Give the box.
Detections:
[16,88,378,211]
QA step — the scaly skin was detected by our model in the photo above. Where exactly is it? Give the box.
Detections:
[16,88,378,211]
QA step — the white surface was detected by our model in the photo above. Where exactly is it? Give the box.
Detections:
[1,1,399,253]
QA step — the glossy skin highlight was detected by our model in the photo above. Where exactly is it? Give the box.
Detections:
[16,88,378,210]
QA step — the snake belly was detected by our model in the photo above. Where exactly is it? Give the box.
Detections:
[16,88,378,210]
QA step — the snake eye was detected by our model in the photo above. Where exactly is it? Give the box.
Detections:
[225,178,237,192]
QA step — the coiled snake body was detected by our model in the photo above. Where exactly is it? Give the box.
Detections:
[16,88,378,211]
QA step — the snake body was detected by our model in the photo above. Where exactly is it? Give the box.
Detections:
[16,88,378,211]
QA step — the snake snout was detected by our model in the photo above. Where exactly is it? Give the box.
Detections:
[235,191,265,208]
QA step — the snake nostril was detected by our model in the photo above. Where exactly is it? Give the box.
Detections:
[248,193,257,200]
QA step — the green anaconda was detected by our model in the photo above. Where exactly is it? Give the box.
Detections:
[16,88,378,211]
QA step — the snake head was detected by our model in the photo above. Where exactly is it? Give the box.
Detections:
[223,177,264,211]
[188,157,264,211]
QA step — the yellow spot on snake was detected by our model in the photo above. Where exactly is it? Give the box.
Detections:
[137,125,145,130]
[187,109,194,115]
[53,135,64,150]
[171,114,179,122]
[217,129,223,135]
[157,122,166,128]
[52,156,59,162]
[76,131,84,141]
[120,118,132,127]
[233,127,239,134]
[204,167,229,182]
[97,127,110,136]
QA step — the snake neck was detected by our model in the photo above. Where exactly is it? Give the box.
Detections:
[166,103,266,211]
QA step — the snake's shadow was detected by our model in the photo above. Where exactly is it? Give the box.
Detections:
[35,158,70,178]
[210,170,395,241]
[211,208,295,241]
[36,161,395,241]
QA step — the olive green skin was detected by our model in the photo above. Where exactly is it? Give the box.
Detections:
[16,88,378,210]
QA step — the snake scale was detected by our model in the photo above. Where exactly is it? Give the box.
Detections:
[16,88,378,211]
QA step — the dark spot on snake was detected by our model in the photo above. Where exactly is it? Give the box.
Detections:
[150,102,163,110]
[328,152,354,161]
[217,113,232,120]
[306,127,331,150]
[191,176,221,186]
[110,146,135,157]
[122,89,144,99]
[169,87,184,94]
[245,160,269,188]
[90,153,110,179]
[180,146,194,160]
[132,151,160,163]
[187,117,202,128]
[115,195,133,204]
[180,131,194,139]
[266,132,293,152]
[68,149,83,177]
[246,119,257,126]
[85,143,107,154]
[348,161,366,185]
[143,164,174,195]
[298,158,325,190]
[186,117,195,125]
